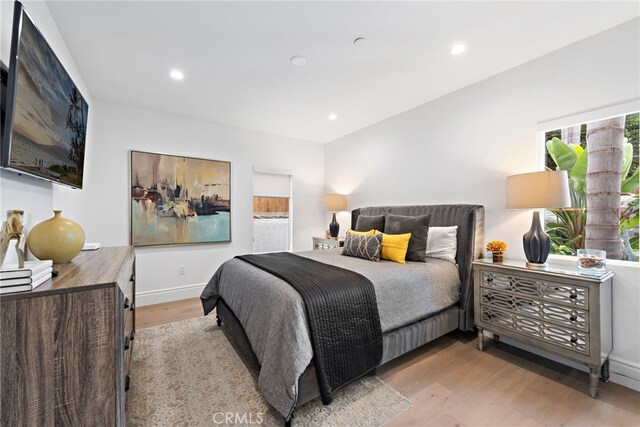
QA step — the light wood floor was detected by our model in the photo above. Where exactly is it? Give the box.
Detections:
[137,298,640,426]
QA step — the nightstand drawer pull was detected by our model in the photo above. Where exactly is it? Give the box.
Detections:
[570,294,577,300]
[570,337,578,343]
[130,302,135,312]
[125,374,130,392]
[124,336,130,351]
[124,297,130,310]
[570,315,578,321]
[130,274,135,282]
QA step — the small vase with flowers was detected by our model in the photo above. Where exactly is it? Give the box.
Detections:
[486,241,507,263]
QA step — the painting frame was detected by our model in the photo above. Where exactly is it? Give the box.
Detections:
[129,150,232,247]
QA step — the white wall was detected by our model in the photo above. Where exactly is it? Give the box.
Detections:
[56,100,324,305]
[325,19,640,390]
[0,0,93,262]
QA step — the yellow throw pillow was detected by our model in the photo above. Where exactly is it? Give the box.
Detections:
[346,229,375,236]
[375,231,411,264]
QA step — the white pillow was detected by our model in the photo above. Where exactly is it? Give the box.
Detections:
[425,226,458,262]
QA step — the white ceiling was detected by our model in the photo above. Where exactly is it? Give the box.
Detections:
[46,1,639,143]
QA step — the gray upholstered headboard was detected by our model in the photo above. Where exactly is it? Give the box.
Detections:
[351,204,485,331]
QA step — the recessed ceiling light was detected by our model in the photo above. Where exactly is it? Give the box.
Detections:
[328,113,338,121]
[170,69,184,80]
[450,43,466,55]
[290,55,306,66]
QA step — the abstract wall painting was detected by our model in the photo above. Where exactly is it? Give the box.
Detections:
[130,151,231,246]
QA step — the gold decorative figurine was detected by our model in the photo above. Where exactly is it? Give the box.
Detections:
[0,210,27,268]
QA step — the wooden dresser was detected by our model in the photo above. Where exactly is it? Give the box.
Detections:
[473,258,613,398]
[1,246,135,425]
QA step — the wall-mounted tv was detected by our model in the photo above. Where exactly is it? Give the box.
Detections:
[1,1,89,189]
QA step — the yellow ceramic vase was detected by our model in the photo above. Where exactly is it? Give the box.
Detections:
[27,211,85,264]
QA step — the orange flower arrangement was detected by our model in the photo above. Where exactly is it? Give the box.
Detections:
[486,241,507,254]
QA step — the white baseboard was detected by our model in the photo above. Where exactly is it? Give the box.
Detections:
[608,356,640,392]
[136,283,206,307]
[485,333,640,392]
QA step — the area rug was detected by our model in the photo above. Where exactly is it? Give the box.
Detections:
[127,315,411,426]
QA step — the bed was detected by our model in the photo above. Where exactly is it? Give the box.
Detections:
[201,204,484,424]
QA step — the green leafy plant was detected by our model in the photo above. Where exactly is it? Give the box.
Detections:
[550,241,575,256]
[545,138,587,254]
[621,194,639,259]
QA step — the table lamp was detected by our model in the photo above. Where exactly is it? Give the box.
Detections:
[325,194,347,238]
[506,171,571,268]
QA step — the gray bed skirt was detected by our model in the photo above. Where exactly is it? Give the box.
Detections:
[216,298,459,407]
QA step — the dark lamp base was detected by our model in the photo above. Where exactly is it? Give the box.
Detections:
[523,211,551,265]
[329,212,340,238]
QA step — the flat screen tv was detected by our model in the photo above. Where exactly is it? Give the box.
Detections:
[1,1,89,189]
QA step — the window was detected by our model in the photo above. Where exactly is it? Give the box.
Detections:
[542,111,639,261]
[252,170,292,253]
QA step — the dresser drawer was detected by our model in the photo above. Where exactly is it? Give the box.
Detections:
[480,288,589,332]
[480,305,590,355]
[481,270,589,309]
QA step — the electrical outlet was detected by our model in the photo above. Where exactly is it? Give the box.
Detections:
[178,265,186,275]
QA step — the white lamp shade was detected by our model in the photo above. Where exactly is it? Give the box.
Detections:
[506,171,571,209]
[325,194,347,211]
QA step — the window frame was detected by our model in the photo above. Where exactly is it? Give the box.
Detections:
[537,99,640,264]
[252,167,293,253]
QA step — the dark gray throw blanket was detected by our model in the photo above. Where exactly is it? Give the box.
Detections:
[235,252,382,405]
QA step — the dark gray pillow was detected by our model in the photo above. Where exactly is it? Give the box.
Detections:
[355,215,385,232]
[384,214,431,262]
[342,233,382,262]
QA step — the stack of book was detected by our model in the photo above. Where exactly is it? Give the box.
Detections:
[1,260,53,294]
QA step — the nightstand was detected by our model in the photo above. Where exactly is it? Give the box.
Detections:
[312,237,344,250]
[473,258,613,398]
